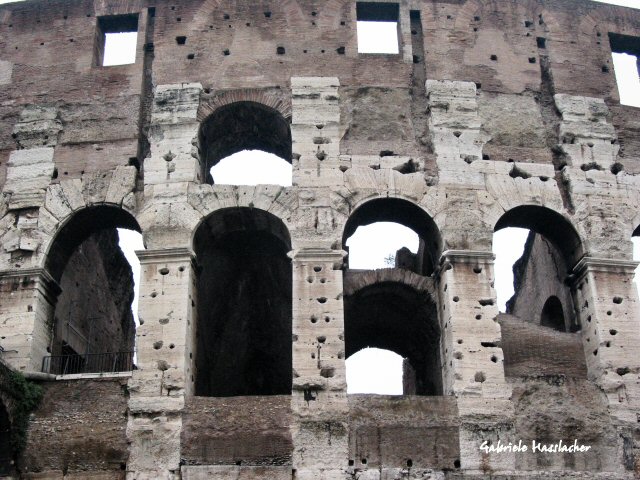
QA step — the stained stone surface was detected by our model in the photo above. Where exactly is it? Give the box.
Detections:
[0,0,639,479]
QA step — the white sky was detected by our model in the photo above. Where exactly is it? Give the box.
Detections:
[2,0,637,393]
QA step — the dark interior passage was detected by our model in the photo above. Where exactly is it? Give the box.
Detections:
[52,230,136,359]
[345,281,441,395]
[44,207,140,374]
[540,296,566,332]
[194,208,292,396]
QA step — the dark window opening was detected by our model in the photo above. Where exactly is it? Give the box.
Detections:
[43,206,142,375]
[356,2,400,54]
[540,296,566,332]
[95,14,139,66]
[193,208,292,396]
[199,102,292,185]
[608,33,640,107]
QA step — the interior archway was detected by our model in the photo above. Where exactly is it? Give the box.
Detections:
[344,281,441,395]
[193,207,292,396]
[44,206,141,374]
[541,296,566,331]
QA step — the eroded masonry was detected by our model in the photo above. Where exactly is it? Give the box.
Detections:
[0,0,640,478]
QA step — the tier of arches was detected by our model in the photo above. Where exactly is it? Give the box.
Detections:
[29,193,610,396]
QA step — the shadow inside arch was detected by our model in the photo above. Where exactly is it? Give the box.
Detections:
[494,205,583,267]
[45,205,141,283]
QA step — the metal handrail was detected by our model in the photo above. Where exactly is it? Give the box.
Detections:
[41,351,135,375]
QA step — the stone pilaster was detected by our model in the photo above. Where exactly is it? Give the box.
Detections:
[571,257,640,424]
[289,247,349,480]
[0,268,59,372]
[291,77,342,189]
[437,250,514,472]
[126,247,197,480]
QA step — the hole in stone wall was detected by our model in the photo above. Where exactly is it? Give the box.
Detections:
[494,206,581,334]
[608,33,640,107]
[540,296,566,331]
[95,14,138,66]
[343,198,441,275]
[209,150,292,186]
[345,222,419,270]
[356,2,400,54]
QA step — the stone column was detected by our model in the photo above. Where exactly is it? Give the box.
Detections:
[126,247,197,480]
[437,250,514,472]
[571,257,640,423]
[290,248,349,480]
[0,268,59,372]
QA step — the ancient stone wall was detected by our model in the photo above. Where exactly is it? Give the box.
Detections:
[0,0,639,479]
[20,378,129,479]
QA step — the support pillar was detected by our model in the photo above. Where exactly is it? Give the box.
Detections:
[126,248,197,480]
[0,268,59,372]
[437,250,514,472]
[571,257,640,423]
[289,248,348,480]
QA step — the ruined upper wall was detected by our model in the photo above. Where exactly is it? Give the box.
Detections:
[0,0,639,187]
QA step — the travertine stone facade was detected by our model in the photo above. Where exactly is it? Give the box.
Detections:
[0,0,639,479]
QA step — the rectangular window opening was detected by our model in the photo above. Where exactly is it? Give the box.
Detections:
[356,2,400,54]
[608,33,640,108]
[95,14,139,66]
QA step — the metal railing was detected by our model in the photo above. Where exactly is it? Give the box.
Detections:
[41,351,135,376]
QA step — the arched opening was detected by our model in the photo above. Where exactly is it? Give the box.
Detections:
[343,199,442,396]
[199,102,292,185]
[0,401,12,476]
[493,206,581,329]
[494,206,586,377]
[342,198,441,275]
[346,348,403,395]
[43,206,142,375]
[540,296,566,331]
[193,207,292,396]
[344,280,441,395]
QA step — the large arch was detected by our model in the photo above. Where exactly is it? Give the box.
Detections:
[43,206,141,372]
[198,101,292,184]
[342,197,442,275]
[193,207,292,396]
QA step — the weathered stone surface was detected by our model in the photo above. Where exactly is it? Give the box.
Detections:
[0,1,639,479]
